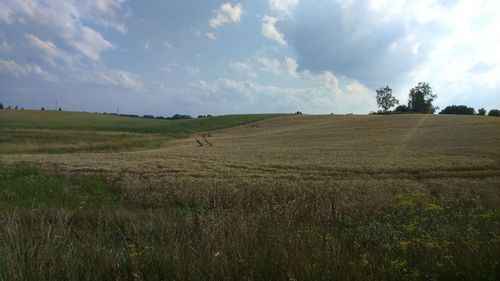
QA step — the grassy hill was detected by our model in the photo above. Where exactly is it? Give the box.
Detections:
[1,113,499,280]
[0,110,280,153]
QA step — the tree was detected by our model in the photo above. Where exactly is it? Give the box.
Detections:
[58,107,62,111]
[408,82,437,113]
[478,108,486,116]
[394,105,410,113]
[0,103,3,109]
[376,86,399,111]
[439,105,475,115]
[488,109,500,117]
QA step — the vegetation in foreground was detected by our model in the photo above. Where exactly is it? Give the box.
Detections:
[0,162,498,281]
[0,114,499,280]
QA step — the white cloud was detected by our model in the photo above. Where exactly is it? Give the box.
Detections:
[67,26,114,61]
[229,62,251,72]
[0,0,123,61]
[0,59,57,81]
[229,61,257,77]
[144,42,150,51]
[258,57,281,74]
[186,66,200,76]
[192,73,374,114]
[262,15,287,45]
[72,64,144,92]
[164,40,173,49]
[285,56,298,77]
[24,34,72,65]
[209,3,243,29]
[83,0,128,33]
[0,33,11,52]
[205,32,217,40]
[269,0,300,18]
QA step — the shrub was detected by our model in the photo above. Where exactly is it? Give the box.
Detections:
[478,108,486,116]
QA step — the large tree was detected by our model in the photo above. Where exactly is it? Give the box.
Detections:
[408,82,437,113]
[376,86,399,112]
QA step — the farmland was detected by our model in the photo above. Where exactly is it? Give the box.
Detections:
[0,111,499,280]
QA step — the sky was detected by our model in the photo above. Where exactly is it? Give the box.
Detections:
[0,0,499,116]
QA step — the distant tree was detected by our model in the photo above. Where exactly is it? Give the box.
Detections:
[295,111,303,115]
[0,103,3,109]
[168,114,192,120]
[58,107,62,111]
[14,105,18,110]
[488,109,500,117]
[6,105,11,110]
[439,105,475,115]
[394,105,410,113]
[408,82,437,113]
[478,108,486,116]
[376,86,399,111]
[41,107,45,111]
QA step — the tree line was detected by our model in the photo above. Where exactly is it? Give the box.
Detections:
[375,82,499,116]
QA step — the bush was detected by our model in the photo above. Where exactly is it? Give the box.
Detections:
[478,108,486,116]
[0,103,4,109]
[439,105,475,115]
[488,109,500,117]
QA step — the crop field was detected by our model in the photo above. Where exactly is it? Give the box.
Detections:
[0,111,499,280]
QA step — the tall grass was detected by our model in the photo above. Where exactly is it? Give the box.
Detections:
[0,163,498,280]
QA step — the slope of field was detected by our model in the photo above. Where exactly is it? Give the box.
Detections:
[0,110,279,153]
[1,114,499,280]
[7,114,500,181]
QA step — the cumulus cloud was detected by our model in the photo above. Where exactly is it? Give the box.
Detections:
[0,59,57,81]
[285,56,298,77]
[192,73,374,114]
[209,3,243,29]
[261,16,287,45]
[282,0,500,111]
[269,0,300,18]
[258,57,282,74]
[205,32,217,40]
[0,0,124,61]
[24,34,72,65]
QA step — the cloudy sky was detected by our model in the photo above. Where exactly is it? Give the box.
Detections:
[0,0,499,115]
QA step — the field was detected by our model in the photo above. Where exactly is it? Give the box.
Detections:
[0,111,499,280]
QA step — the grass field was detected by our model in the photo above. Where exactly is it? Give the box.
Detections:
[0,111,499,280]
[0,110,279,153]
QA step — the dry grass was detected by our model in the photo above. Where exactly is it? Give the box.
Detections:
[1,114,499,280]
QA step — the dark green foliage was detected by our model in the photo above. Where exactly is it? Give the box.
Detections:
[58,107,62,111]
[439,105,475,115]
[478,108,486,116]
[408,82,437,113]
[41,107,45,111]
[168,114,192,120]
[395,104,410,113]
[0,103,3,109]
[488,109,500,116]
[376,86,399,111]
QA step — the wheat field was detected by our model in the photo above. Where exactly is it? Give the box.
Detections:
[1,113,499,280]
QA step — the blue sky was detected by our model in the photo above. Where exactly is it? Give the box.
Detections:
[0,0,499,116]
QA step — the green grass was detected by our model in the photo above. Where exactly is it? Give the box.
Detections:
[0,110,280,153]
[0,163,121,209]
